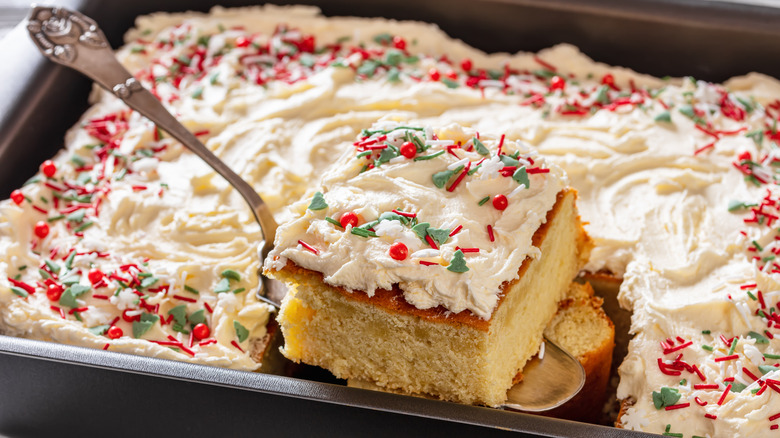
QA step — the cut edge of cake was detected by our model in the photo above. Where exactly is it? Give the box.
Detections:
[269,188,592,406]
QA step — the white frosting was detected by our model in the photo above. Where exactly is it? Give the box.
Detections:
[265,122,566,319]
[2,6,780,433]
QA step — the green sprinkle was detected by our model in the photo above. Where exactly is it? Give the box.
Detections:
[432,169,456,188]
[73,221,94,233]
[765,353,780,359]
[372,32,393,45]
[356,60,381,78]
[308,192,328,211]
[702,330,711,335]
[140,277,158,288]
[746,129,764,146]
[59,284,90,308]
[411,223,431,241]
[234,320,249,342]
[441,78,459,89]
[473,138,489,156]
[652,387,681,409]
[728,200,757,212]
[39,269,52,280]
[679,379,687,386]
[325,217,343,228]
[654,110,672,123]
[702,344,713,351]
[748,331,770,344]
[70,155,87,167]
[384,49,403,66]
[88,324,110,336]
[209,72,219,85]
[595,85,610,104]
[513,166,530,187]
[350,227,377,238]
[728,338,738,355]
[132,313,159,338]
[446,250,469,273]
[232,288,246,294]
[478,196,490,206]
[427,227,451,246]
[188,309,206,325]
[168,305,187,326]
[736,96,755,114]
[74,312,82,322]
[753,240,764,251]
[378,212,407,224]
[387,68,401,83]
[18,266,26,271]
[356,150,372,159]
[214,278,231,293]
[47,215,65,223]
[10,287,28,298]
[192,87,204,99]
[747,291,757,300]
[221,269,241,282]
[413,150,445,161]
[44,259,61,274]
[184,285,200,295]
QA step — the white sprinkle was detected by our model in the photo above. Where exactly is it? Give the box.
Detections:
[735,301,753,329]
[509,184,528,198]
[447,157,469,170]
[478,79,505,88]
[425,140,456,146]
[711,282,726,292]
[538,341,546,360]
[411,249,440,258]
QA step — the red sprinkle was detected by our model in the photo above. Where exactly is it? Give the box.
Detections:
[693,384,719,390]
[769,412,780,421]
[399,142,417,159]
[449,225,462,237]
[549,75,566,91]
[487,225,495,242]
[492,194,508,211]
[717,384,732,405]
[198,339,217,347]
[172,295,197,303]
[533,55,557,72]
[10,189,24,205]
[193,323,210,340]
[715,354,740,362]
[388,242,408,261]
[103,344,110,350]
[34,221,50,239]
[460,58,473,72]
[743,367,760,382]
[704,413,717,420]
[106,326,123,339]
[231,340,244,353]
[340,212,359,228]
[391,209,416,218]
[694,396,708,406]
[40,160,57,178]
[772,425,779,431]
[298,240,319,255]
[457,247,480,253]
[665,403,690,411]
[419,260,438,266]
[204,302,214,313]
[425,235,439,250]
[9,278,36,295]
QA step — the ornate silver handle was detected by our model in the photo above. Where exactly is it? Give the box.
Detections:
[27,6,281,306]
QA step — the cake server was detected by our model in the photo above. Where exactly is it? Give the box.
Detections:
[27,5,585,412]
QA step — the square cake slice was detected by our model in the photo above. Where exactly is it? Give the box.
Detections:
[264,121,591,406]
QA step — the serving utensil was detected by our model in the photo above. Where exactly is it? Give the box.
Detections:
[27,5,585,411]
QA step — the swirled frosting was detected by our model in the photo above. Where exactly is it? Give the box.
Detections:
[3,6,780,433]
[264,121,566,319]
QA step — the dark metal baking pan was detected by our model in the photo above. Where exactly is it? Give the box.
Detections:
[2,0,779,436]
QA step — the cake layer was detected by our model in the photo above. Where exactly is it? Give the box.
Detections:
[273,189,589,406]
[348,281,615,422]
